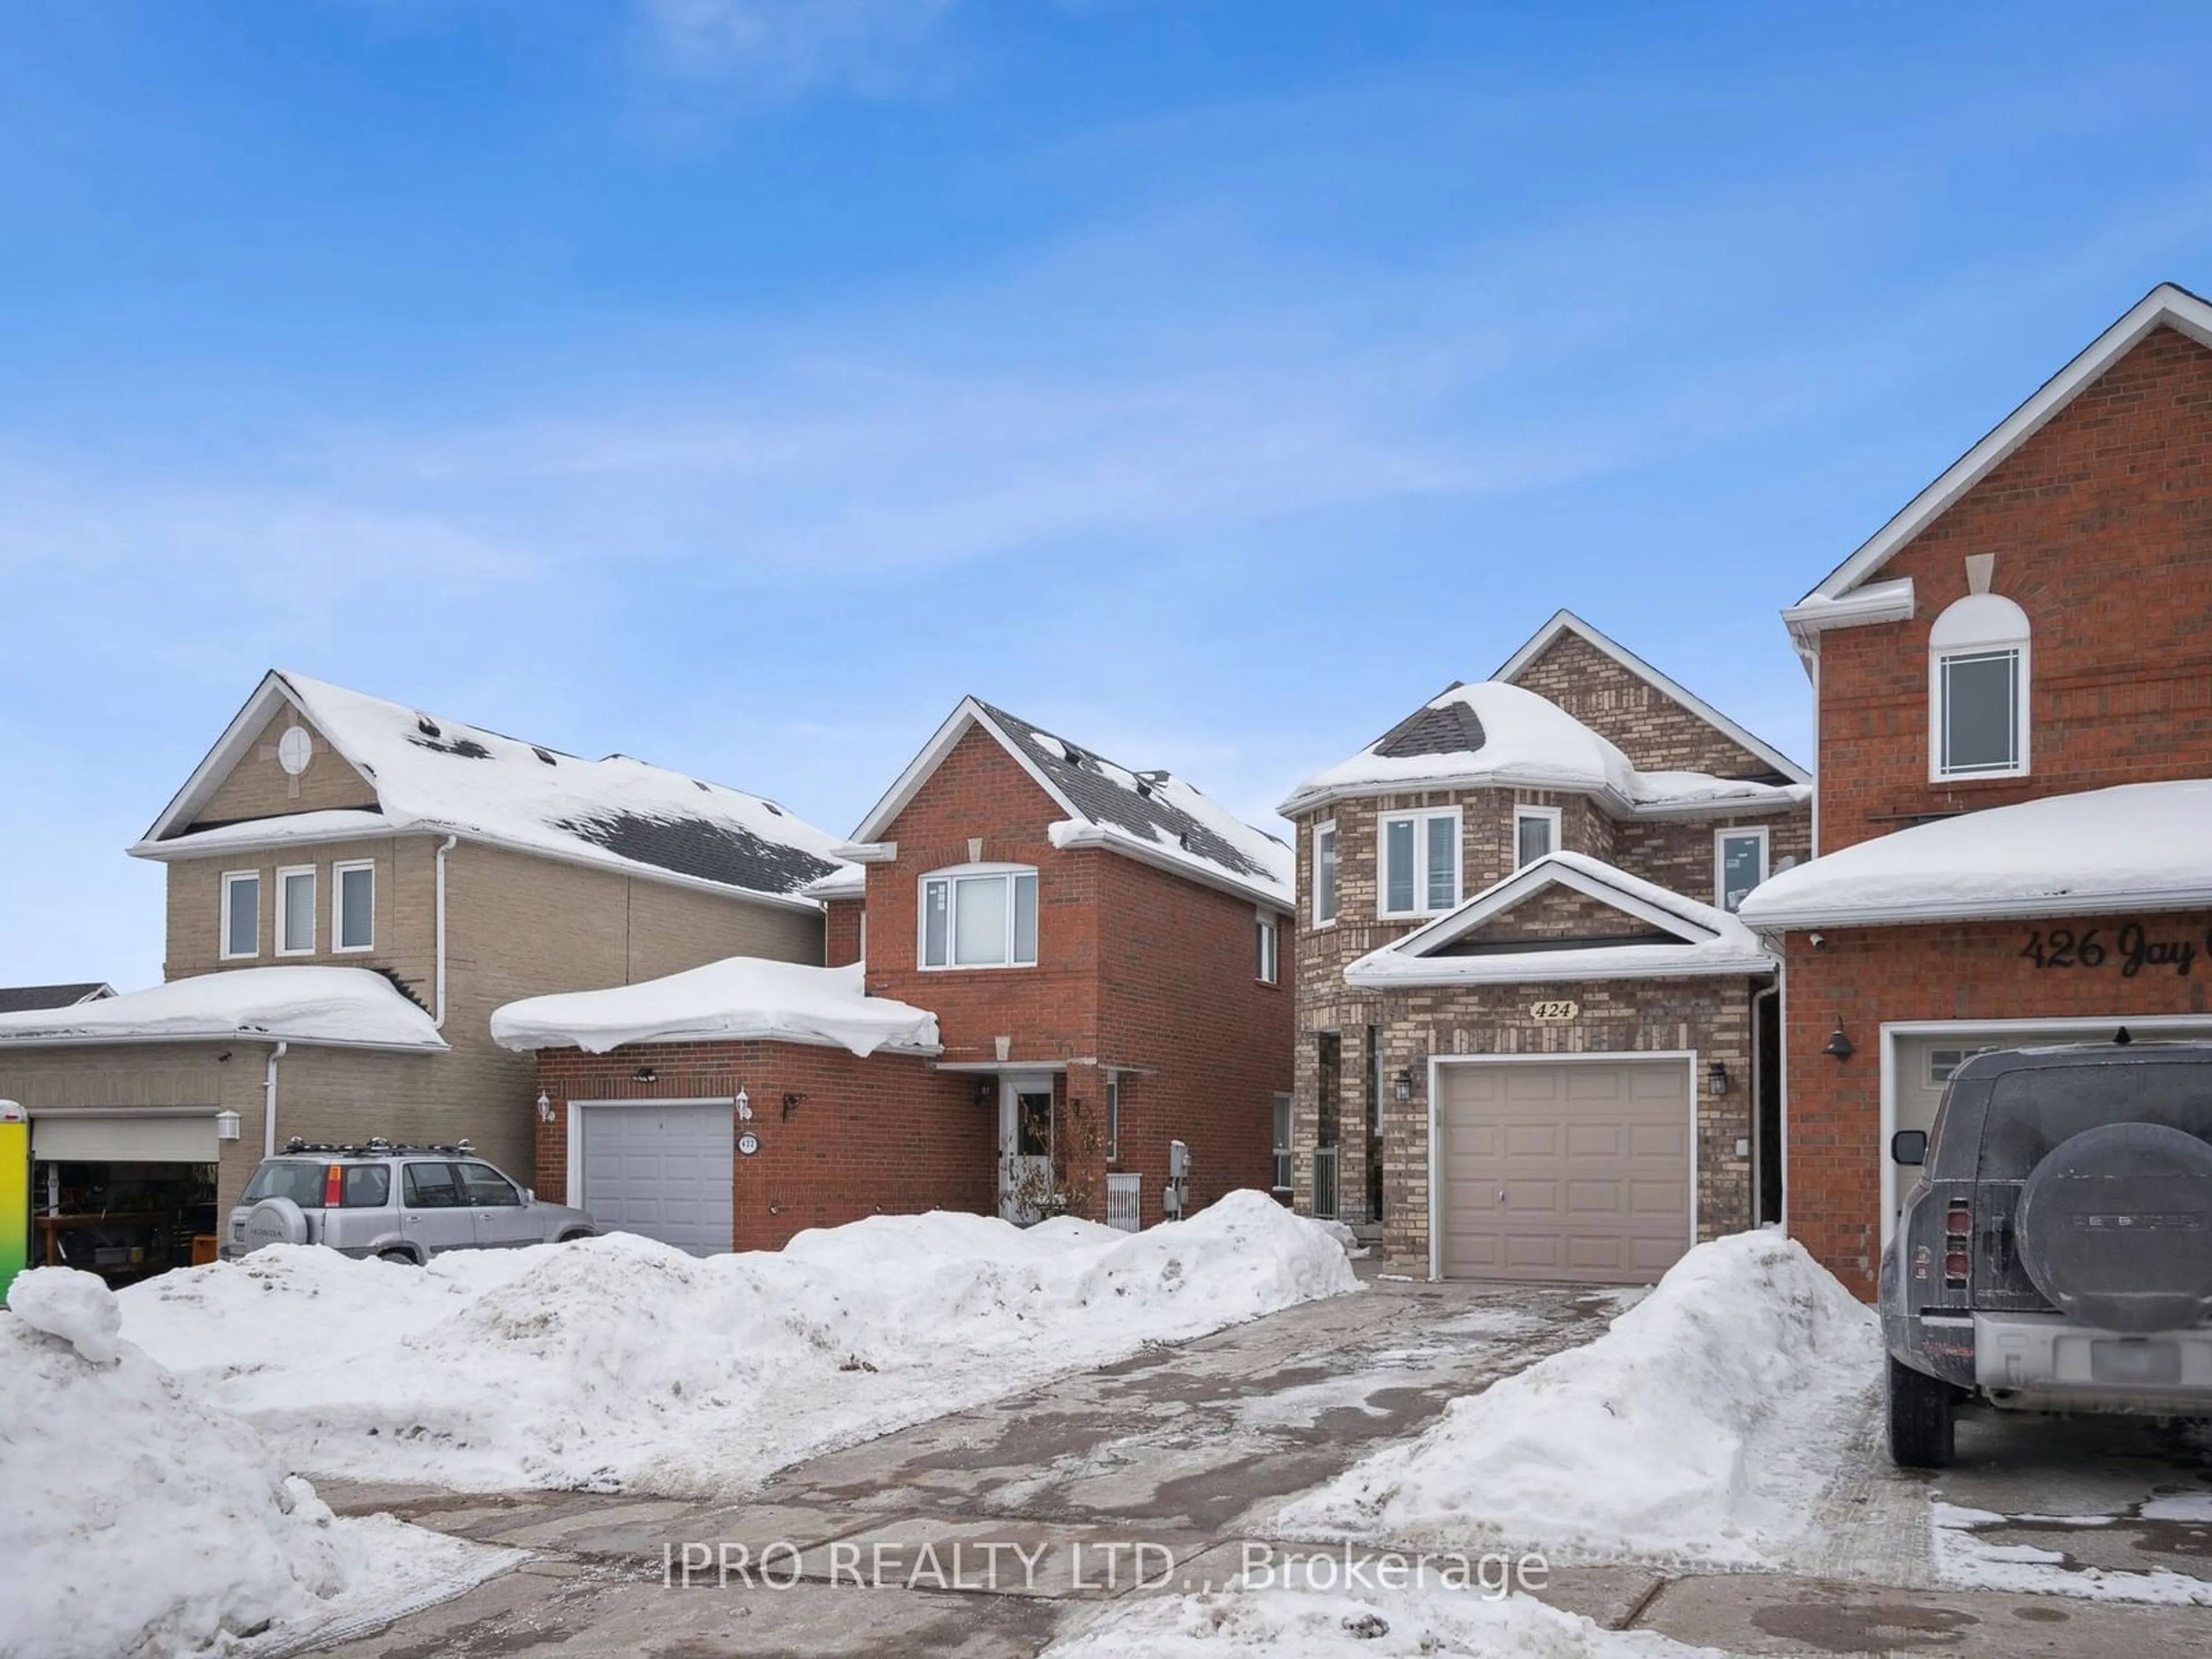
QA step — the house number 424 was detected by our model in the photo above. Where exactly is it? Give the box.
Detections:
[2020,923,2200,978]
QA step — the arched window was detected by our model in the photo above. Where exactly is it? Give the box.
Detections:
[1929,590,2030,780]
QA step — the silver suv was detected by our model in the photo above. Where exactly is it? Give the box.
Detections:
[226,1138,598,1263]
[1881,1039,2212,1468]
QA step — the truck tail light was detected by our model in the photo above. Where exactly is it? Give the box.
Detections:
[324,1165,344,1209]
[1943,1199,1972,1288]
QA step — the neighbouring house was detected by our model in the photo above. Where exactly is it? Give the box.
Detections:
[0,670,850,1283]
[0,983,114,1014]
[510,696,1296,1249]
[1280,611,1811,1285]
[1742,282,2212,1297]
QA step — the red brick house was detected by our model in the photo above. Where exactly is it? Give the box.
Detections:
[505,698,1295,1251]
[1742,282,2212,1297]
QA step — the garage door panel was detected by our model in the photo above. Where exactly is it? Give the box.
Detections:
[581,1104,732,1257]
[1438,1060,1690,1287]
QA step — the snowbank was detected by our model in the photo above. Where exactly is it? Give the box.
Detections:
[491,958,940,1056]
[122,1191,1358,1498]
[1,1268,515,1659]
[1738,778,2212,928]
[0,965,448,1051]
[1280,681,1806,820]
[1041,1583,1722,1659]
[1277,1230,1881,1566]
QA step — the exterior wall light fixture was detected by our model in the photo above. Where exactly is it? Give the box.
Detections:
[535,1090,554,1124]
[1707,1062,1729,1096]
[1393,1069,1413,1103]
[1824,1026,1855,1062]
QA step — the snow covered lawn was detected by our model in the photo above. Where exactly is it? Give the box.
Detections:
[1,1267,517,1659]
[120,1190,1359,1498]
[1040,1583,1721,1659]
[1276,1230,1881,1567]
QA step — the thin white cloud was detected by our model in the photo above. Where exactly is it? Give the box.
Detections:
[639,0,961,95]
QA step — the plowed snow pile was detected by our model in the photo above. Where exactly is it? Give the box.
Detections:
[122,1191,1358,1497]
[1276,1229,1880,1566]
[1,1267,514,1659]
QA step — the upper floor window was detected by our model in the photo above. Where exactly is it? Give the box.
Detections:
[275,866,316,956]
[1257,915,1280,983]
[1514,805,1562,869]
[1715,827,1769,912]
[334,861,375,952]
[1312,821,1338,926]
[220,871,260,960]
[920,865,1039,969]
[1930,592,2031,780]
[1378,807,1460,918]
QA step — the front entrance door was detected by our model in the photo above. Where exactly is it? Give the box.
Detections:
[999,1077,1054,1223]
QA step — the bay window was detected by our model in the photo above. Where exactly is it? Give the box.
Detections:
[1378,807,1460,918]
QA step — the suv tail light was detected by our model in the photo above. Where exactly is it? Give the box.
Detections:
[1943,1199,1972,1288]
[323,1165,345,1209]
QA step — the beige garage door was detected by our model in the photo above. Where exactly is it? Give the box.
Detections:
[1437,1059,1691,1285]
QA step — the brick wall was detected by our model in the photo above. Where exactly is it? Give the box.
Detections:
[1816,322,2212,854]
[825,897,863,968]
[1782,914,2212,1297]
[533,1040,990,1252]
[1453,886,1662,944]
[1612,811,1813,910]
[1510,631,1787,778]
[190,709,378,824]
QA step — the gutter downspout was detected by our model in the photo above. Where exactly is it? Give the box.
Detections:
[434,834,457,1030]
[263,1040,289,1158]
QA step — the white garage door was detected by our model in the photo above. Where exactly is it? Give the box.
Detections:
[1437,1059,1691,1285]
[578,1103,732,1257]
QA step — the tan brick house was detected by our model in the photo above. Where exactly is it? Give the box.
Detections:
[0,670,847,1281]
[1743,282,2212,1298]
[1281,612,1811,1283]
[503,697,1297,1249]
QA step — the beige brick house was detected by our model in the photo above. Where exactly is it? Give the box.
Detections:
[0,670,847,1283]
[1279,612,1811,1283]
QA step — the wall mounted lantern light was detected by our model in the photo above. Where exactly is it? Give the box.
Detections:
[535,1090,554,1124]
[214,1110,243,1141]
[1824,1026,1855,1062]
[633,1066,657,1084]
[735,1086,752,1120]
[974,1078,995,1108]
[1707,1062,1729,1096]
[1393,1069,1413,1103]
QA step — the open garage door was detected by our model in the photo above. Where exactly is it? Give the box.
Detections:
[1436,1058,1692,1285]
[577,1101,732,1257]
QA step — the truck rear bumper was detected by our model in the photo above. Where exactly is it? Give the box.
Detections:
[1976,1312,2212,1412]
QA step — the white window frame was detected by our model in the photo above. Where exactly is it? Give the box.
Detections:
[1105,1075,1121,1165]
[917,863,1039,972]
[1377,806,1462,919]
[1713,825,1770,913]
[332,860,376,953]
[1257,914,1280,984]
[1512,804,1563,870]
[1272,1092,1294,1192]
[274,865,317,957]
[1312,820,1338,927]
[1929,592,2032,782]
[219,870,261,961]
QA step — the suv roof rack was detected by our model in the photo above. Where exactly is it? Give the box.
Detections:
[281,1137,479,1157]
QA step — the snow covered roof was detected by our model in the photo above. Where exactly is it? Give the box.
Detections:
[849,698,1294,910]
[0,967,448,1051]
[1493,610,1809,785]
[1738,779,2212,929]
[135,672,853,911]
[1346,853,1775,987]
[1790,284,2212,642]
[1279,680,1810,820]
[0,982,114,1015]
[490,959,939,1057]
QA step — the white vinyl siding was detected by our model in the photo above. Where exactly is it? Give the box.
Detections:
[920,866,1039,970]
[334,861,375,952]
[220,871,260,960]
[1378,808,1461,918]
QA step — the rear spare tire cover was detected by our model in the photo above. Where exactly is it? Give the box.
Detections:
[2017,1122,2212,1333]
[241,1196,310,1253]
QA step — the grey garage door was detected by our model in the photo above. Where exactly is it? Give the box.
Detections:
[579,1103,732,1257]
[1437,1060,1691,1285]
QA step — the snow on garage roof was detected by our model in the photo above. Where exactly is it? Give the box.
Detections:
[490,959,940,1058]
[0,967,448,1051]
[849,698,1294,910]
[1738,779,2212,929]
[1279,680,1809,819]
[136,672,853,910]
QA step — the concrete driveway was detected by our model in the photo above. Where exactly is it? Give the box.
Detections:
[293,1274,2212,1658]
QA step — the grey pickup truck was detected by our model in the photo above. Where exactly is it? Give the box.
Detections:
[1881,1038,2212,1468]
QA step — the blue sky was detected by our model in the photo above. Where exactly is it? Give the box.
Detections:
[6,1,2212,990]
